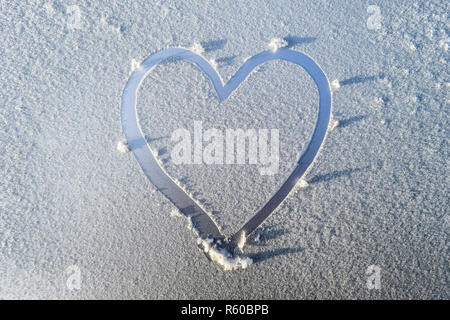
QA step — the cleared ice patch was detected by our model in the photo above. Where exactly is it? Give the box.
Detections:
[268,38,288,52]
[197,238,252,271]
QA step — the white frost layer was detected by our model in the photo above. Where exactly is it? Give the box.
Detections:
[117,140,130,153]
[197,238,252,271]
[268,38,288,52]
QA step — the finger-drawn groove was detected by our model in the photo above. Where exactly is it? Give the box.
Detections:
[121,48,332,249]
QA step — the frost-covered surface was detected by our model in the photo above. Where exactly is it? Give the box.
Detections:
[0,0,448,299]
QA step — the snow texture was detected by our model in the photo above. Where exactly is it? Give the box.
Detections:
[0,0,448,299]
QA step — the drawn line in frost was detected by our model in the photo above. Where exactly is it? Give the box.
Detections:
[121,47,332,270]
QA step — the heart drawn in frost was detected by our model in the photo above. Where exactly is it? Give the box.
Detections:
[121,48,332,252]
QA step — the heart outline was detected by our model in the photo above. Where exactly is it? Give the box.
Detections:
[121,48,332,248]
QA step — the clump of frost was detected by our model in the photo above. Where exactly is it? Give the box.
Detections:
[170,209,182,217]
[190,43,205,55]
[130,59,141,73]
[209,59,218,69]
[268,38,288,52]
[117,140,130,153]
[407,42,416,51]
[330,119,340,130]
[330,79,341,91]
[253,233,261,243]
[186,216,193,230]
[197,238,252,271]
[237,232,247,250]
[296,178,309,189]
